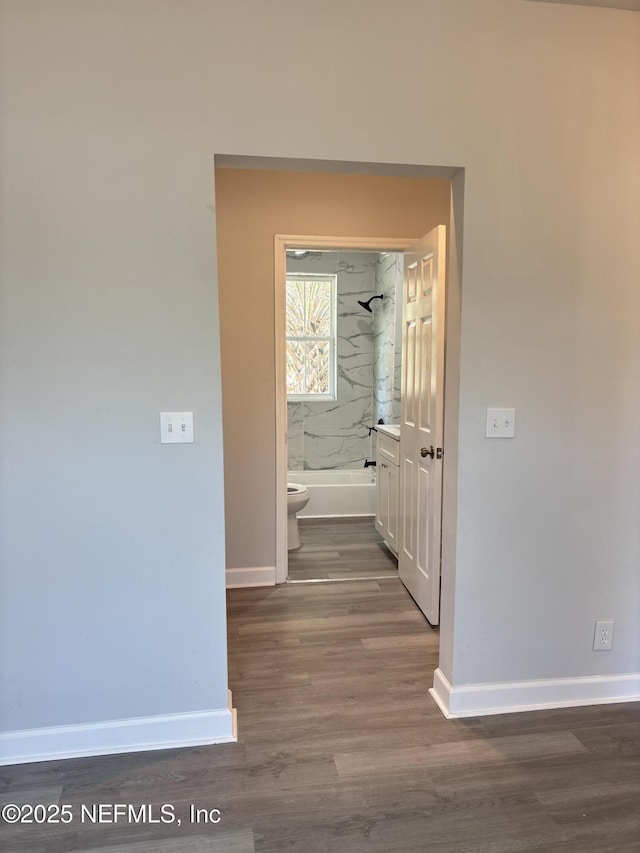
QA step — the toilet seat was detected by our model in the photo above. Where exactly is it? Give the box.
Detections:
[286,484,310,550]
[287,484,307,495]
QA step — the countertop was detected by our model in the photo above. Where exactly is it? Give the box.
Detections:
[376,424,401,440]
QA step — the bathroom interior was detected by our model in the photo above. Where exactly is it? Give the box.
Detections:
[286,248,404,582]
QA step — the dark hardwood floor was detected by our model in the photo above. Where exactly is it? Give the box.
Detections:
[288,517,398,581]
[2,576,640,852]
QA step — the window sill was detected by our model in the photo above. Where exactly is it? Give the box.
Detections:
[287,394,337,403]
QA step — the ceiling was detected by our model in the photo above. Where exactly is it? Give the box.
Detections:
[527,0,640,9]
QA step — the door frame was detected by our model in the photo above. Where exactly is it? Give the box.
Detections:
[274,235,417,584]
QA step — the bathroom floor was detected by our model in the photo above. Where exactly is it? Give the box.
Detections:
[287,517,398,582]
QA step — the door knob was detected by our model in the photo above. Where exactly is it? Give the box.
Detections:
[421,446,435,458]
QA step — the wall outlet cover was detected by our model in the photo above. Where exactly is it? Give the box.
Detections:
[160,412,194,444]
[486,408,516,438]
[593,620,614,651]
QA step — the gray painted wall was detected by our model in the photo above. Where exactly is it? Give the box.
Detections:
[0,0,639,744]
[0,17,230,731]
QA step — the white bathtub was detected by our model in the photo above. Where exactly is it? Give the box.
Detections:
[288,469,376,518]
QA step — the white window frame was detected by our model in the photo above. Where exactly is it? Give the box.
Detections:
[286,273,338,402]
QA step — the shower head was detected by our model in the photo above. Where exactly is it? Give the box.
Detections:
[357,294,384,313]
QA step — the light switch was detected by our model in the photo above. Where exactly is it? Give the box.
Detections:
[160,412,194,444]
[486,408,516,438]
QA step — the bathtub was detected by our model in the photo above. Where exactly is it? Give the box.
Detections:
[288,469,376,518]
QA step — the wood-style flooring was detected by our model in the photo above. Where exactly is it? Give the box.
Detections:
[2,578,640,852]
[288,517,398,581]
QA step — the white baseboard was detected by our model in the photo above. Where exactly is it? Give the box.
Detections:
[226,565,276,588]
[0,692,237,766]
[430,667,640,719]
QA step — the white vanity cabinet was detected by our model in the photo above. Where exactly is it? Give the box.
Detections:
[375,427,400,556]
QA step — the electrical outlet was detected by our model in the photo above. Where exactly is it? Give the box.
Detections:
[593,620,614,651]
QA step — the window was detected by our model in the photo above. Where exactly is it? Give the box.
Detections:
[286,273,337,400]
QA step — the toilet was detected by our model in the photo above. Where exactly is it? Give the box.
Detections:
[287,484,310,551]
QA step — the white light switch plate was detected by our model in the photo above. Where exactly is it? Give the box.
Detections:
[160,412,194,444]
[486,408,516,438]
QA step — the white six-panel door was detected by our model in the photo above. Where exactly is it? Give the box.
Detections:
[398,226,446,625]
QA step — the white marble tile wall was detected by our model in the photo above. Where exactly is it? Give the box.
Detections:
[373,253,404,425]
[287,401,305,471]
[286,251,377,470]
[392,256,404,423]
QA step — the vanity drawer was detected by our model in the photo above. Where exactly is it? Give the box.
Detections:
[377,432,400,466]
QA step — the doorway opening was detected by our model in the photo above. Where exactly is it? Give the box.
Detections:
[215,156,465,715]
[275,236,415,589]
[281,243,410,586]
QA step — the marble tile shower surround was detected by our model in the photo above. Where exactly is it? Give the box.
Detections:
[373,253,403,425]
[287,252,377,471]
